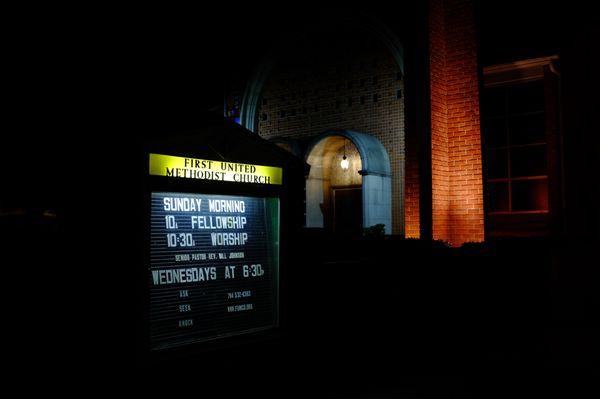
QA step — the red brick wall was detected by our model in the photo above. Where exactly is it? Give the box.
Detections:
[428,0,484,245]
[404,131,420,238]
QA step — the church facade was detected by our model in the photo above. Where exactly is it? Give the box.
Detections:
[225,0,563,246]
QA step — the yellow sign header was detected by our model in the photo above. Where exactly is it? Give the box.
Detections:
[149,153,282,185]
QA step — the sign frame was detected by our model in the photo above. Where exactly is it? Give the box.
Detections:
[139,151,287,362]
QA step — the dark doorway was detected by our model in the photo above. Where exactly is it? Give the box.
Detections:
[332,186,362,234]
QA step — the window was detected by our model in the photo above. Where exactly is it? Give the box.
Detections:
[482,80,548,213]
[482,56,561,237]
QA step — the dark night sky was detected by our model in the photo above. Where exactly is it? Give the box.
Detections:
[6,2,588,123]
[127,1,590,119]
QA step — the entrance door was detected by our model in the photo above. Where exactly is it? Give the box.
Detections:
[332,186,362,234]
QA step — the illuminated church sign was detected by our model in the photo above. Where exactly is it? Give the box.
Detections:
[147,153,282,350]
[149,153,283,185]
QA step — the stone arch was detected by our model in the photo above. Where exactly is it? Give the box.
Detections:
[305,130,392,234]
[239,14,404,133]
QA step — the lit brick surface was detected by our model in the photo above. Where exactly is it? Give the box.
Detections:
[428,0,484,245]
[257,30,406,235]
[404,124,421,238]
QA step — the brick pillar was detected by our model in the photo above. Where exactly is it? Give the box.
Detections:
[404,124,421,238]
[428,0,484,245]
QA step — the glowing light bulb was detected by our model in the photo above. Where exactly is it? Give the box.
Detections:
[340,155,349,170]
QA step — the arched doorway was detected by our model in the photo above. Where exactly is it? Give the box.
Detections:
[305,131,392,234]
[238,13,407,235]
